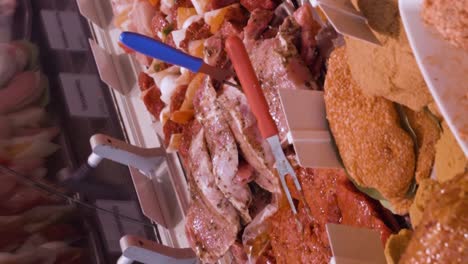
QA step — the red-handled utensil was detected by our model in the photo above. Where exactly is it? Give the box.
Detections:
[225,36,304,215]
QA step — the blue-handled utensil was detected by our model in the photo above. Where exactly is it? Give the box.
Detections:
[120,31,238,87]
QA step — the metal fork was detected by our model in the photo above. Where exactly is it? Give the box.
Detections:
[225,36,313,220]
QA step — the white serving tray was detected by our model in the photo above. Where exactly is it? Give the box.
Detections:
[399,0,468,157]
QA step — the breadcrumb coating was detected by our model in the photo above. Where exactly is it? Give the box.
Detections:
[324,47,415,214]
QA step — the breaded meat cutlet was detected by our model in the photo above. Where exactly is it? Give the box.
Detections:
[403,108,440,183]
[324,47,415,214]
[422,0,468,50]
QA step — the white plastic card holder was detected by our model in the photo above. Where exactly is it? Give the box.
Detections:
[118,235,196,264]
[58,73,110,118]
[278,89,342,168]
[76,0,104,28]
[326,224,386,264]
[40,10,88,51]
[89,133,174,228]
[89,39,131,95]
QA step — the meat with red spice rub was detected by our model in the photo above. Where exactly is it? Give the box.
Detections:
[244,9,274,40]
[151,11,176,47]
[179,19,212,50]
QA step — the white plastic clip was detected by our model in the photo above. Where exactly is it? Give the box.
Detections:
[119,235,196,264]
[90,134,166,176]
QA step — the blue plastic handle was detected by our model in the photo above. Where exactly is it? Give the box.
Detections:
[119,31,204,72]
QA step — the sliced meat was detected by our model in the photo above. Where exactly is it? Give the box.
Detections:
[248,18,315,90]
[170,85,188,113]
[220,20,244,37]
[162,119,184,146]
[180,20,212,50]
[234,162,255,185]
[203,5,247,67]
[219,85,280,194]
[240,0,277,12]
[247,18,317,141]
[204,33,226,67]
[223,4,249,26]
[337,179,393,244]
[138,72,155,91]
[141,85,165,119]
[194,78,252,222]
[188,125,239,225]
[204,20,243,68]
[186,192,239,263]
[244,9,274,40]
[293,5,322,77]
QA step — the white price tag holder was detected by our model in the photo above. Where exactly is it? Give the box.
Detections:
[279,89,342,168]
[326,224,386,264]
[118,235,196,264]
[40,10,88,51]
[59,73,109,118]
[89,39,131,95]
[95,200,146,253]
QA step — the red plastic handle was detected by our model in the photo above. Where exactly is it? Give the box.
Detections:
[225,36,278,139]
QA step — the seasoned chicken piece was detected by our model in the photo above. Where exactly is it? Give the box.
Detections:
[400,173,468,264]
[218,85,280,194]
[324,47,415,214]
[194,78,252,222]
[186,190,239,263]
[188,123,239,225]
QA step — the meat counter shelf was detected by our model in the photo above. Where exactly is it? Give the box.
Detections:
[73,0,192,251]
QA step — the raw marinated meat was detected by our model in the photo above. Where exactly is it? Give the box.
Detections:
[194,78,252,222]
[141,85,165,119]
[188,124,238,225]
[244,9,274,40]
[185,191,239,263]
[293,5,321,77]
[247,18,317,141]
[218,85,279,194]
